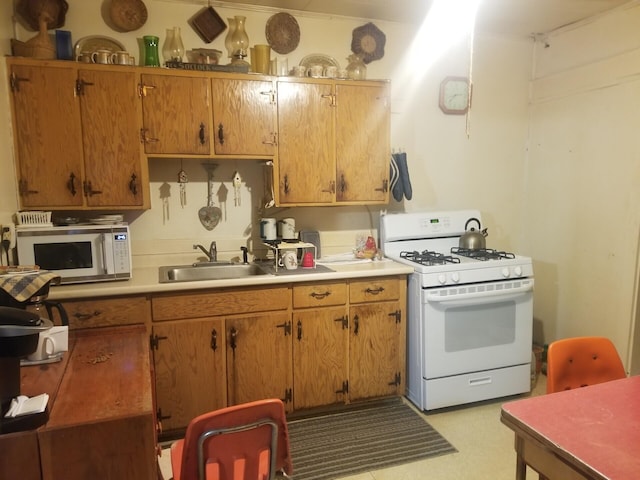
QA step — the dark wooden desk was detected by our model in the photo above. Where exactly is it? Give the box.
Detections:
[0,326,157,480]
[501,376,640,480]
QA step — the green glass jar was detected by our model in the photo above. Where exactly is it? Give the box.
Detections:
[143,35,160,67]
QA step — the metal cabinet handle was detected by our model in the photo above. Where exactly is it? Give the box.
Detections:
[83,180,102,197]
[283,175,290,194]
[322,181,335,194]
[365,287,385,295]
[73,310,102,321]
[19,179,38,196]
[67,173,77,196]
[297,320,302,340]
[129,173,138,195]
[310,291,331,300]
[140,128,159,144]
[375,179,389,192]
[229,327,237,350]
[210,329,217,351]
[199,122,206,145]
[217,123,224,145]
[353,314,360,335]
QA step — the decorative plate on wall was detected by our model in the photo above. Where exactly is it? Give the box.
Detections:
[109,0,148,32]
[351,22,386,64]
[265,12,300,54]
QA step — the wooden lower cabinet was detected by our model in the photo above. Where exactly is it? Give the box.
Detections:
[226,312,292,408]
[293,306,348,409]
[150,276,406,433]
[152,318,226,433]
[64,294,151,330]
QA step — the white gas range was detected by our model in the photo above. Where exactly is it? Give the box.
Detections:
[380,210,534,411]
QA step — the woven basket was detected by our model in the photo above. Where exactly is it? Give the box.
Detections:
[11,17,55,59]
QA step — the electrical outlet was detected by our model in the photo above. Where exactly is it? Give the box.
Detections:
[2,223,16,249]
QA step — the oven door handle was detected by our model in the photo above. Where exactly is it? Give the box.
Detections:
[425,280,533,305]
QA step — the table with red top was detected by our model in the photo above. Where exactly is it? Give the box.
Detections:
[501,376,640,480]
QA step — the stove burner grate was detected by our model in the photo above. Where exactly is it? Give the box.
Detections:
[400,250,461,266]
[451,247,516,261]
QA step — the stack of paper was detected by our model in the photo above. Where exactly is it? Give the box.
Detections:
[4,393,49,418]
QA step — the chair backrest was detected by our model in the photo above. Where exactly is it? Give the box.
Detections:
[176,399,292,480]
[546,336,626,394]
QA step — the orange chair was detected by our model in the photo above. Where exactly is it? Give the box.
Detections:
[170,399,293,480]
[546,336,626,394]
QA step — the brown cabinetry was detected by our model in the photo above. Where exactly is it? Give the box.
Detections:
[7,59,149,210]
[148,276,405,433]
[276,78,390,205]
[140,73,211,155]
[349,278,405,401]
[211,77,276,156]
[64,294,150,330]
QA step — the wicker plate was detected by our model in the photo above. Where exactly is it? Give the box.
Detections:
[351,22,386,64]
[110,0,148,32]
[265,12,300,55]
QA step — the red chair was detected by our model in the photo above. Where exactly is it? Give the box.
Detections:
[546,336,626,394]
[170,399,293,480]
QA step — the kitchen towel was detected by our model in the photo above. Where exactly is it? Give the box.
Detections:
[0,271,60,303]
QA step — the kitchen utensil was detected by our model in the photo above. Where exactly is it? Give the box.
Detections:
[232,171,242,206]
[278,218,296,239]
[301,252,314,268]
[260,218,276,241]
[458,218,488,250]
[198,164,222,231]
[278,251,298,270]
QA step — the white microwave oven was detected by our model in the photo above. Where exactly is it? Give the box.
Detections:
[16,224,132,284]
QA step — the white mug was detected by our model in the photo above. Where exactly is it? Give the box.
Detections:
[111,50,130,65]
[278,251,298,270]
[324,66,338,78]
[260,218,277,241]
[308,64,324,77]
[27,326,69,362]
[92,49,112,64]
[278,218,296,240]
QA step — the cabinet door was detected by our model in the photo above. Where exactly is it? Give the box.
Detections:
[152,318,226,433]
[349,301,402,401]
[212,78,275,156]
[140,74,211,155]
[79,69,145,207]
[226,312,293,410]
[10,64,84,208]
[335,83,390,203]
[293,307,348,409]
[276,81,335,204]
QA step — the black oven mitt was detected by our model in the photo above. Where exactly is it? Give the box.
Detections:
[390,152,413,201]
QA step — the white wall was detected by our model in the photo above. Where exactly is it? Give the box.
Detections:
[525,3,640,371]
[0,1,532,260]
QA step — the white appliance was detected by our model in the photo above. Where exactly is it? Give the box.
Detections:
[380,210,534,411]
[17,224,132,284]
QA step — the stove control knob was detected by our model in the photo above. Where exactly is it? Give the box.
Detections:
[451,273,460,283]
[438,274,447,285]
[514,266,523,277]
[502,267,511,278]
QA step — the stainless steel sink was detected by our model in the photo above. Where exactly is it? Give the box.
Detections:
[159,263,271,283]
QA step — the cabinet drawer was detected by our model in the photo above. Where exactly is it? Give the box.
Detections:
[152,286,290,321]
[293,282,347,308]
[65,296,150,330]
[349,278,400,303]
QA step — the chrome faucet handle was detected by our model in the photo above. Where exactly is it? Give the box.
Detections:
[209,241,217,261]
[240,246,248,264]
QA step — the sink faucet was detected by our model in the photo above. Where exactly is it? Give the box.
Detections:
[240,246,248,264]
[193,241,217,262]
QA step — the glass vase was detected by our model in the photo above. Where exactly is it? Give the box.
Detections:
[162,28,174,64]
[224,17,237,61]
[171,26,185,62]
[346,54,366,80]
[230,15,249,66]
[143,35,160,67]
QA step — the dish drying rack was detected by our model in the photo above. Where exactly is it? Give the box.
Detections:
[262,241,316,272]
[15,211,52,228]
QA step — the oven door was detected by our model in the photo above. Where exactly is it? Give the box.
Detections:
[422,278,533,379]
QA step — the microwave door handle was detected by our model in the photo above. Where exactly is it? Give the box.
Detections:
[101,233,116,275]
[425,281,534,306]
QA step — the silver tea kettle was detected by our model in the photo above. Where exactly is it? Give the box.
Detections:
[459,218,488,250]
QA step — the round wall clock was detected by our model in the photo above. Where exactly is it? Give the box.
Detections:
[439,76,470,115]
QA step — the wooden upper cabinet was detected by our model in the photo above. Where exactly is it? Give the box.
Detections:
[10,64,84,208]
[335,83,390,203]
[211,78,276,156]
[276,80,335,204]
[78,69,145,207]
[275,78,390,206]
[8,61,149,210]
[140,73,211,155]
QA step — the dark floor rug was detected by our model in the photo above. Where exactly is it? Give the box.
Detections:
[287,397,457,480]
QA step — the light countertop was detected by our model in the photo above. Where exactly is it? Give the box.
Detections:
[47,259,414,300]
